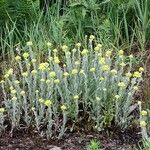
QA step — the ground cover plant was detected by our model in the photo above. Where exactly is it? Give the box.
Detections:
[0,37,144,140]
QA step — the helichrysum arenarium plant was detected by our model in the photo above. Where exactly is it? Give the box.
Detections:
[0,36,144,138]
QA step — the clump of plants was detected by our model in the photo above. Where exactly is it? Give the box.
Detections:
[0,36,144,138]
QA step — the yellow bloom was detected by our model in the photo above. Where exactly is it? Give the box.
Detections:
[118,82,126,88]
[23,52,29,59]
[39,98,44,103]
[73,95,79,100]
[129,54,133,59]
[126,72,132,78]
[20,91,25,96]
[12,96,17,101]
[31,70,37,75]
[140,110,147,116]
[105,50,112,57]
[26,41,33,46]
[89,35,95,40]
[110,69,117,75]
[0,80,4,84]
[90,68,96,72]
[14,80,20,85]
[11,90,16,94]
[40,78,45,82]
[31,59,36,63]
[7,68,13,75]
[47,42,52,47]
[49,71,56,78]
[46,79,51,84]
[10,86,14,90]
[35,90,39,93]
[133,71,142,78]
[81,49,88,56]
[39,62,49,71]
[118,50,124,55]
[133,86,138,91]
[140,121,147,128]
[139,67,144,72]
[15,55,21,61]
[97,44,102,48]
[102,65,110,71]
[79,70,84,74]
[71,69,78,75]
[94,46,100,52]
[44,100,52,107]
[0,108,5,113]
[75,61,80,66]
[31,107,35,111]
[115,95,120,99]
[76,43,81,48]
[72,48,77,53]
[120,62,126,67]
[54,79,60,84]
[54,56,60,64]
[99,77,104,81]
[22,72,28,77]
[99,57,105,65]
[61,105,67,111]
[63,72,69,77]
[62,45,68,51]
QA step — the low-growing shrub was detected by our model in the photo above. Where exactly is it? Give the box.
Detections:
[0,36,143,138]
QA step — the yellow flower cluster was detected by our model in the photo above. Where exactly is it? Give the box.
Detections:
[23,52,29,59]
[118,82,126,88]
[0,108,5,113]
[39,62,49,71]
[133,71,142,78]
[4,68,13,78]
[54,56,60,64]
[81,49,88,56]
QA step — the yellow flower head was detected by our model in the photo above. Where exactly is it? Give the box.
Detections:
[76,43,81,48]
[7,68,13,76]
[75,61,80,66]
[46,79,51,84]
[102,65,110,71]
[61,105,67,111]
[120,62,126,67]
[49,71,56,78]
[99,57,105,65]
[133,71,142,78]
[72,48,77,53]
[15,55,21,61]
[35,90,39,93]
[63,72,69,77]
[110,69,117,75]
[139,67,144,72]
[11,89,16,95]
[99,77,104,81]
[0,108,5,113]
[14,80,20,85]
[62,45,68,51]
[22,71,28,77]
[47,42,52,47]
[140,121,147,128]
[31,59,36,63]
[54,56,60,64]
[31,70,37,75]
[97,44,102,48]
[79,70,84,75]
[40,78,45,82]
[12,96,17,101]
[140,110,147,116]
[89,35,95,40]
[54,79,60,84]
[48,57,53,62]
[129,54,133,59]
[133,86,138,91]
[126,72,132,78]
[90,68,96,73]
[20,91,25,96]
[26,41,33,46]
[94,46,100,52]
[105,50,112,57]
[71,69,78,75]
[39,98,44,104]
[73,95,79,100]
[44,100,52,107]
[118,50,124,56]
[118,82,126,88]
[81,49,88,56]
[23,52,29,59]
[39,62,49,71]
[0,80,5,84]
[115,95,120,99]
